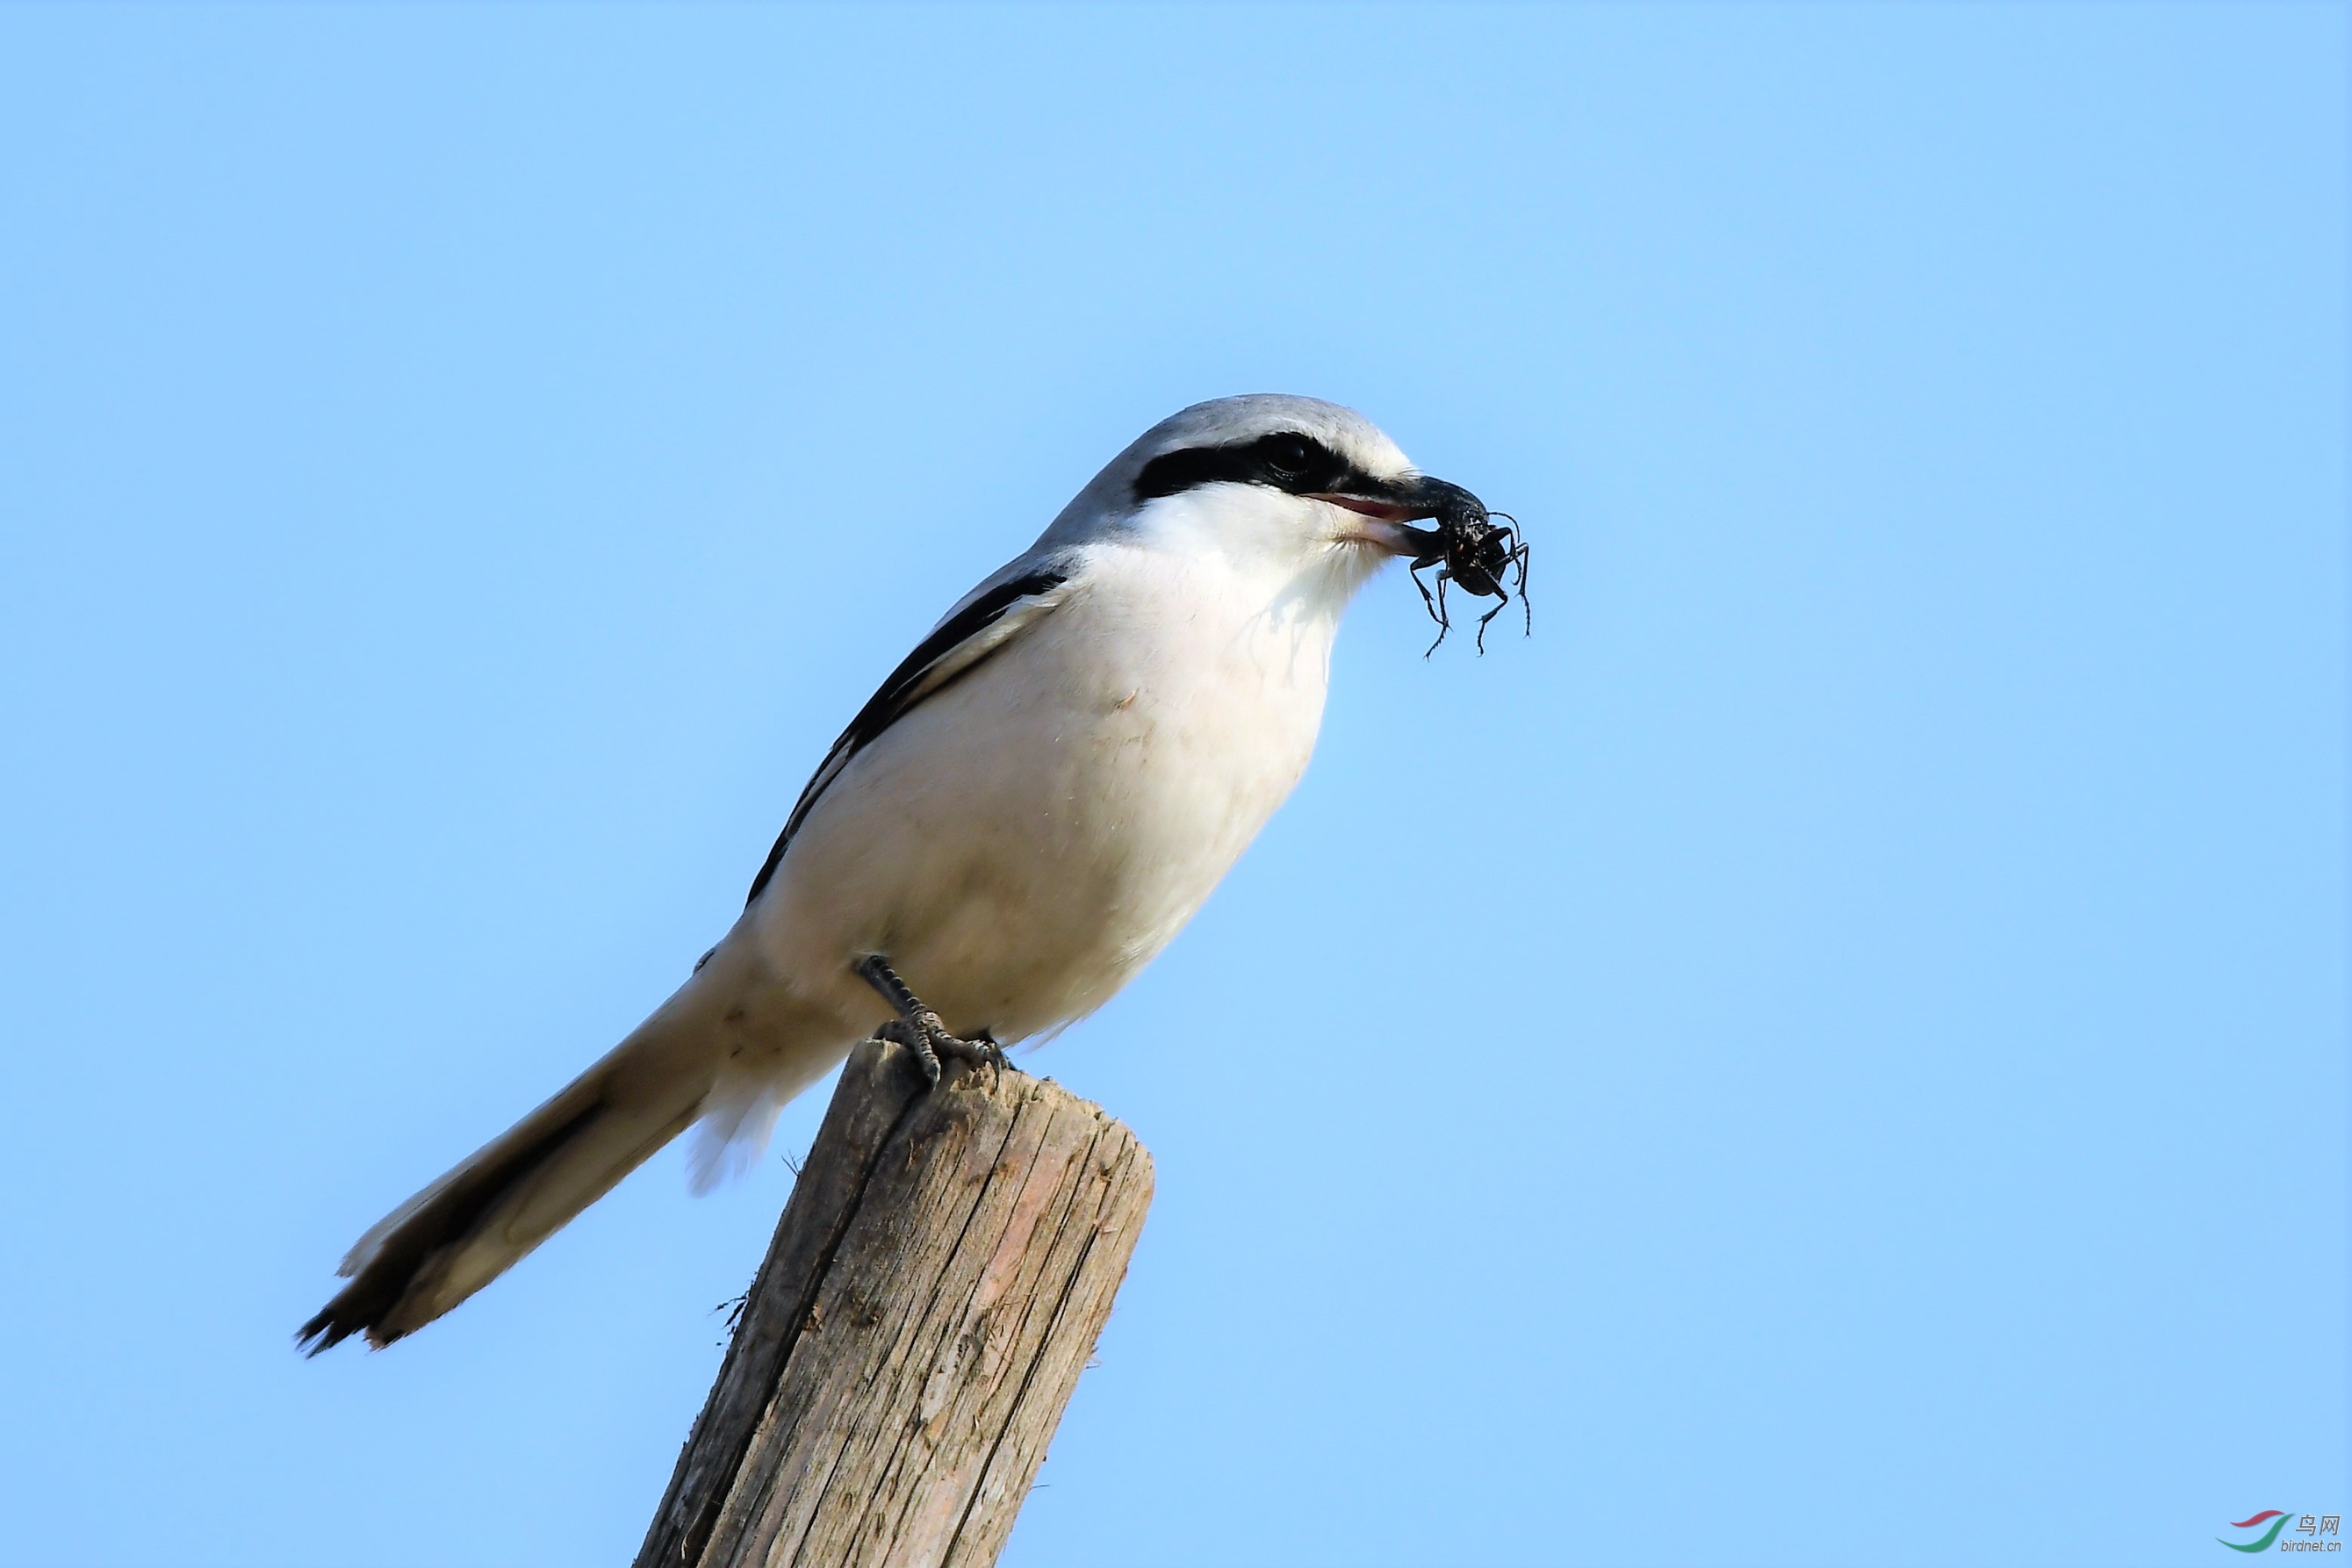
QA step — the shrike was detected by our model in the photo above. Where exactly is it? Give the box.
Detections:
[302,393,1503,1352]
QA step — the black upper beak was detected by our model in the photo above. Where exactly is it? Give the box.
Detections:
[1308,473,1486,558]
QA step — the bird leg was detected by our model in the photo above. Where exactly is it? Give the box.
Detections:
[853,954,1007,1086]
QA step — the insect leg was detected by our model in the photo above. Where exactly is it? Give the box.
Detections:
[1473,590,1507,655]
[1423,570,1456,657]
[1409,557,1443,623]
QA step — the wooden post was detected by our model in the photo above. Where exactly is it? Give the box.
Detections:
[636,1039,1154,1568]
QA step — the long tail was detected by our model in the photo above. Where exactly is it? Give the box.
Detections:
[298,946,838,1353]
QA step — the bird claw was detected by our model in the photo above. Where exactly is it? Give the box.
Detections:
[860,957,1008,1088]
[932,1026,1008,1083]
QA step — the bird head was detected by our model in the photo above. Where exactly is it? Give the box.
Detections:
[1039,394,1489,575]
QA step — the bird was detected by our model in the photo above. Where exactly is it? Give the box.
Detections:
[300,393,1498,1352]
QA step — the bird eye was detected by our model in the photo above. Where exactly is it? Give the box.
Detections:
[1261,434,1316,480]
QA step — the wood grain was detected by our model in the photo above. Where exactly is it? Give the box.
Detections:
[636,1039,1153,1568]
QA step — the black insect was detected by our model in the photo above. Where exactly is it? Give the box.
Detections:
[1408,501,1531,656]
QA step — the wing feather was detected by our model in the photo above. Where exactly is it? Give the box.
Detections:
[744,567,1072,904]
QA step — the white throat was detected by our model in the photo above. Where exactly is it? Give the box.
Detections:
[1129,484,1392,628]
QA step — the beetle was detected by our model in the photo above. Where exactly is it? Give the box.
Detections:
[1408,503,1531,656]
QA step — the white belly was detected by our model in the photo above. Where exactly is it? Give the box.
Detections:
[747,537,1341,1041]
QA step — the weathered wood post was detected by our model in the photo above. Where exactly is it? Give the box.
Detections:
[636,1039,1154,1568]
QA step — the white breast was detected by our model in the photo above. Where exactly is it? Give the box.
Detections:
[752,498,1378,1042]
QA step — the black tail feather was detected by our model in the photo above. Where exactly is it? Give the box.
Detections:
[297,1095,605,1355]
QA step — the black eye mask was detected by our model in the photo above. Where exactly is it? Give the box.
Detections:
[1133,430,1363,501]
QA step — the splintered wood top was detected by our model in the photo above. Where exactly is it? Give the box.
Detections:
[637,1040,1154,1568]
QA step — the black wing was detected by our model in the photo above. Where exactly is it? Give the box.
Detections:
[744,567,1071,905]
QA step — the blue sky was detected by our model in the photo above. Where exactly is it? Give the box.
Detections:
[0,5,2341,1564]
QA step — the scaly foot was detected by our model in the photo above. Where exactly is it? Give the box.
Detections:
[854,954,1008,1086]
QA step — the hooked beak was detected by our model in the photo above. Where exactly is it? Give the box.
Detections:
[1311,473,1485,558]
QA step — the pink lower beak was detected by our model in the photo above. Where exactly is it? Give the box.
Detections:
[1312,494,1443,557]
